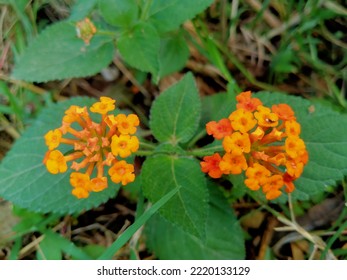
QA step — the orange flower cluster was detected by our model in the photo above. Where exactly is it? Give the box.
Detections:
[200,91,308,200]
[75,18,97,45]
[43,97,140,199]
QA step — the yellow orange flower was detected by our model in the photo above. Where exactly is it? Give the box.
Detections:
[104,114,117,128]
[285,158,304,178]
[254,106,279,127]
[72,187,90,199]
[222,132,251,155]
[285,120,301,137]
[206,118,233,140]
[262,175,283,200]
[90,177,108,192]
[260,128,284,144]
[200,153,223,179]
[90,97,116,115]
[201,91,308,200]
[63,105,88,124]
[109,160,135,185]
[285,136,306,158]
[111,134,139,158]
[246,163,271,180]
[250,126,265,142]
[44,129,62,150]
[236,91,262,112]
[268,153,286,166]
[229,108,257,133]
[219,153,248,175]
[244,178,260,191]
[43,96,139,199]
[115,114,140,135]
[43,150,67,174]
[70,172,92,190]
[70,172,92,198]
[245,163,271,191]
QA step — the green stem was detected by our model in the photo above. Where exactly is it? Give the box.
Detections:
[140,0,153,21]
[187,145,224,157]
[186,129,206,148]
[135,150,153,156]
[96,30,118,38]
[139,141,156,150]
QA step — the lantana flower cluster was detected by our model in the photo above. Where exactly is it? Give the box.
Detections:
[43,97,140,199]
[200,91,308,200]
[75,18,97,45]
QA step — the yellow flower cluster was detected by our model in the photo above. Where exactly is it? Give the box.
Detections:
[201,91,308,200]
[43,97,139,199]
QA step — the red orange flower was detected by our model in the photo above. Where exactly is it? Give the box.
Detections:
[236,91,262,112]
[201,91,308,200]
[206,118,233,140]
[272,104,296,121]
[200,153,223,179]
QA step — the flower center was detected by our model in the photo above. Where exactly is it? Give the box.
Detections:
[119,141,127,149]
[118,167,126,175]
[121,122,129,129]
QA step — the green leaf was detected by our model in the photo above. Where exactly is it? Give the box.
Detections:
[82,244,106,259]
[69,0,98,21]
[256,92,347,200]
[37,231,63,260]
[99,0,139,27]
[201,92,236,124]
[146,184,245,259]
[228,174,247,201]
[12,21,114,82]
[0,97,121,214]
[158,31,190,78]
[150,73,201,144]
[154,143,187,156]
[98,185,180,260]
[39,230,92,260]
[270,48,298,74]
[117,21,159,77]
[147,0,214,33]
[141,155,208,239]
